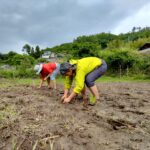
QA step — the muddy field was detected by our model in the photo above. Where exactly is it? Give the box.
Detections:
[0,79,150,150]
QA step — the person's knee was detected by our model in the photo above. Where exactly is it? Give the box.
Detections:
[85,77,94,87]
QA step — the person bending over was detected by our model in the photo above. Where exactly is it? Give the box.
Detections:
[60,57,107,105]
[34,62,60,89]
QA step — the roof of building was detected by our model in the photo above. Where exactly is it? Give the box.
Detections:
[139,42,150,50]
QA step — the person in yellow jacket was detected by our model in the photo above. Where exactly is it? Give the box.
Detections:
[60,57,107,105]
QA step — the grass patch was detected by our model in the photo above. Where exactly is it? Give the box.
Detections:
[0,78,39,88]
[0,75,150,88]
[97,75,150,82]
[0,76,65,88]
[0,105,17,123]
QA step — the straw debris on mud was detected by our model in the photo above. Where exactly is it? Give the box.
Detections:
[0,79,150,150]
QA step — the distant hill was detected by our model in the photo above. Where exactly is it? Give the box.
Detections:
[42,27,150,58]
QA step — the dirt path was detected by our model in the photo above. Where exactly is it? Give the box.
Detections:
[0,80,150,150]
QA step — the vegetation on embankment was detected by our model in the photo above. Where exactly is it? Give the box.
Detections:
[0,27,150,79]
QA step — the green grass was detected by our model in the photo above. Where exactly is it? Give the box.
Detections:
[0,75,150,88]
[0,76,65,88]
[97,76,150,82]
[0,78,39,88]
[0,105,17,122]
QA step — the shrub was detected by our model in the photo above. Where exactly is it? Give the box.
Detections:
[98,49,149,76]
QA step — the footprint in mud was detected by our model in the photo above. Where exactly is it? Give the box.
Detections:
[130,138,143,143]
[6,95,16,98]
[70,132,91,145]
[111,103,125,109]
[122,109,145,115]
[107,118,136,130]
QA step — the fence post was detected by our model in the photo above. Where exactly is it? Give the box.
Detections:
[126,66,129,77]
[119,65,122,78]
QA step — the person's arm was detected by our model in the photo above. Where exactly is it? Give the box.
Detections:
[63,91,77,103]
[63,70,86,103]
[44,73,51,81]
[44,74,52,88]
[63,86,87,103]
[73,69,86,95]
[61,76,72,98]
[61,89,69,101]
[61,76,73,102]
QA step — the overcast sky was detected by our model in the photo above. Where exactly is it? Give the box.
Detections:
[0,0,150,54]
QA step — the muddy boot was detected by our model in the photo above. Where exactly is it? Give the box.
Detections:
[89,95,97,106]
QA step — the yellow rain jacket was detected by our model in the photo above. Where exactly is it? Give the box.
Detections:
[65,57,102,94]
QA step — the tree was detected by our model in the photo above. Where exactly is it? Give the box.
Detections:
[132,27,136,32]
[22,44,42,59]
[22,44,32,55]
[34,45,42,58]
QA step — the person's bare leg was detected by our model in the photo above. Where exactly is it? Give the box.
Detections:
[81,86,88,106]
[52,80,56,89]
[38,79,44,88]
[81,86,87,99]
[47,78,51,88]
[88,85,100,100]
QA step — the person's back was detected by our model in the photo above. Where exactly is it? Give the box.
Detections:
[41,63,57,78]
[70,57,102,75]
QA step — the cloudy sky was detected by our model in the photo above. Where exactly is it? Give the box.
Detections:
[0,0,150,53]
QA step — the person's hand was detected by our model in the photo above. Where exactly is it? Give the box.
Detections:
[44,77,47,81]
[63,97,71,103]
[38,86,41,89]
[61,94,67,101]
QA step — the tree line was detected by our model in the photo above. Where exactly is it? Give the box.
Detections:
[0,26,150,78]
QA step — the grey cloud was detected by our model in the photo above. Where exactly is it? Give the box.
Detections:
[0,0,150,53]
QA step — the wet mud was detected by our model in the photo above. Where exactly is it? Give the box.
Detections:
[0,80,150,150]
